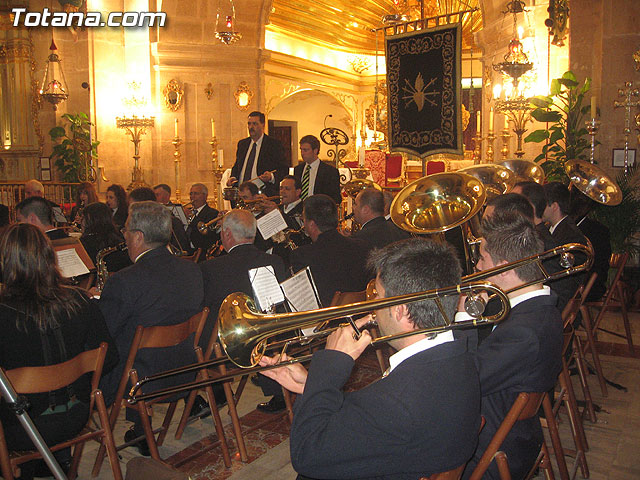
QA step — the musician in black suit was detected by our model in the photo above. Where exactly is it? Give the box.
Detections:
[186,183,220,256]
[15,196,68,240]
[260,238,481,479]
[0,203,9,227]
[99,201,203,447]
[290,194,372,307]
[352,187,410,249]
[200,209,287,412]
[293,135,342,205]
[228,111,288,198]
[461,211,563,480]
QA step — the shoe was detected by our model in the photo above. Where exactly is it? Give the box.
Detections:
[124,427,151,457]
[256,396,286,413]
[250,374,261,387]
[189,394,211,419]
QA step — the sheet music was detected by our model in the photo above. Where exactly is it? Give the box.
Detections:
[280,267,321,337]
[56,248,90,277]
[256,208,288,240]
[249,266,285,312]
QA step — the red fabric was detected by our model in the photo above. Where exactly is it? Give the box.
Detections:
[365,150,386,186]
[385,154,403,186]
[426,161,446,175]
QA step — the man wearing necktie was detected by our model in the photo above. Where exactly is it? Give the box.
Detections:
[228,111,288,198]
[293,135,342,205]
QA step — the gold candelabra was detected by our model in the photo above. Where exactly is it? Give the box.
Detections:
[614,81,640,173]
[472,132,482,164]
[585,118,600,165]
[494,98,533,158]
[485,131,496,163]
[210,136,225,210]
[172,134,183,203]
[116,115,154,190]
[500,125,511,161]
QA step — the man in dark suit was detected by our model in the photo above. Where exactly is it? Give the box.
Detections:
[228,111,288,198]
[293,135,342,205]
[461,211,563,480]
[99,201,203,450]
[352,187,410,249]
[15,196,68,240]
[0,203,8,228]
[290,194,372,306]
[200,209,287,412]
[186,183,220,257]
[260,238,481,479]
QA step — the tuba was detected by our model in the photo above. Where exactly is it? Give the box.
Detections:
[96,242,128,291]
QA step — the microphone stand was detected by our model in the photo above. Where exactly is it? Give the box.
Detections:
[0,369,67,480]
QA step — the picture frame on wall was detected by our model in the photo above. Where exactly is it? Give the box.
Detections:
[612,148,636,168]
[40,157,51,181]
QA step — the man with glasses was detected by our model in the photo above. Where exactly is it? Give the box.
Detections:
[185,183,220,257]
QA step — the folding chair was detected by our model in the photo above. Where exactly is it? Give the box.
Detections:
[93,309,232,475]
[419,463,466,480]
[469,392,563,480]
[583,252,632,355]
[0,343,122,480]
[181,248,202,263]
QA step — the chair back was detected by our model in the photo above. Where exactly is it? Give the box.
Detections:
[181,248,202,263]
[422,464,465,480]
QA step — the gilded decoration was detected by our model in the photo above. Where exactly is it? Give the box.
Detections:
[234,81,254,110]
[386,23,462,157]
[163,79,184,112]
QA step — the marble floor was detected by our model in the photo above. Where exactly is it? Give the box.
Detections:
[18,306,640,480]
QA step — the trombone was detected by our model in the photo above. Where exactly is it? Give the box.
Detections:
[127,279,510,404]
[197,213,225,234]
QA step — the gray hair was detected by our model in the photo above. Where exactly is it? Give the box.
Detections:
[25,179,44,195]
[128,201,172,247]
[222,209,256,241]
[191,183,208,197]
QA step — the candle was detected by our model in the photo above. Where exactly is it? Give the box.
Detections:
[174,118,178,138]
[358,147,365,167]
[476,110,481,131]
[504,115,509,130]
[218,149,224,168]
[591,96,597,119]
[489,107,494,132]
[211,118,215,138]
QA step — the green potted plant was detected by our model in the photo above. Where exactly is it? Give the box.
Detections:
[524,71,592,182]
[49,112,99,183]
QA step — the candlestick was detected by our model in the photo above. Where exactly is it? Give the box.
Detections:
[210,136,224,210]
[174,118,178,138]
[614,81,640,174]
[472,131,482,164]
[585,118,600,164]
[172,134,183,202]
[486,132,496,163]
[500,125,511,161]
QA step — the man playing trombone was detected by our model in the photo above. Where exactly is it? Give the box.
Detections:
[260,238,481,479]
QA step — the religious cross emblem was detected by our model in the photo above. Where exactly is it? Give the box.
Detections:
[402,73,439,112]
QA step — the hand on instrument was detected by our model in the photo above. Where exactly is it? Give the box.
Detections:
[259,353,308,394]
[325,316,372,361]
[227,176,238,187]
[259,171,274,183]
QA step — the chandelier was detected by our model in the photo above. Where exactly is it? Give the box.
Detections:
[215,0,242,45]
[39,38,69,110]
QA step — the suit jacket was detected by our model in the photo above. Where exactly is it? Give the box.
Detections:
[112,207,127,231]
[98,246,204,404]
[232,134,288,197]
[577,216,611,300]
[463,292,563,480]
[294,161,342,205]
[0,203,8,227]
[200,243,286,348]
[291,339,481,479]
[352,216,411,249]
[186,204,220,254]
[271,201,310,267]
[290,229,372,307]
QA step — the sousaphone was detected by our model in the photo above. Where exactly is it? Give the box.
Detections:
[499,159,545,184]
[565,159,622,205]
[459,164,516,200]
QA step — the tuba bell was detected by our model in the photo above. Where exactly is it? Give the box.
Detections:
[498,159,545,184]
[564,159,622,205]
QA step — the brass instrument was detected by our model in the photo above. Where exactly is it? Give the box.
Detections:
[238,195,282,213]
[459,164,516,200]
[564,159,622,206]
[197,213,225,234]
[271,226,305,251]
[126,241,594,404]
[96,242,127,291]
[498,159,545,184]
[127,279,511,403]
[183,202,196,224]
[342,179,382,199]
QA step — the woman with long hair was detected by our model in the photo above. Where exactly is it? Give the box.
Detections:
[105,184,128,230]
[80,202,131,273]
[70,182,99,225]
[0,224,118,478]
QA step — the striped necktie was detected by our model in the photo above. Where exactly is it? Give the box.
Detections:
[301,164,311,200]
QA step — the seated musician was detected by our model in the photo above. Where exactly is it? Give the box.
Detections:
[98,201,204,455]
[261,238,481,479]
[352,187,410,249]
[80,202,132,273]
[185,183,220,258]
[15,196,68,240]
[461,211,563,479]
[290,194,372,307]
[24,178,67,224]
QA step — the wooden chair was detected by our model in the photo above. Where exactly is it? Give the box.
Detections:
[0,343,123,480]
[469,392,563,480]
[93,309,232,475]
[181,248,202,263]
[419,463,465,480]
[583,252,632,356]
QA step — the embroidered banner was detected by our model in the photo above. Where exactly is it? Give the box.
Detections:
[385,23,462,158]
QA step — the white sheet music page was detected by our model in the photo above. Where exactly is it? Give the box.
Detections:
[56,248,90,277]
[256,208,288,239]
[248,266,285,312]
[280,267,321,336]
